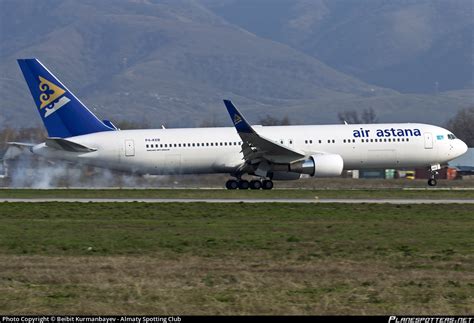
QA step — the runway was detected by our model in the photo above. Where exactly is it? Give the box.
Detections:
[1,198,474,204]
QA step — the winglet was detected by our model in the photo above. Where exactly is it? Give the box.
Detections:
[223,100,254,134]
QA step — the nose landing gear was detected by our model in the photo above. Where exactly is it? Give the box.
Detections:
[427,164,441,187]
[428,177,437,187]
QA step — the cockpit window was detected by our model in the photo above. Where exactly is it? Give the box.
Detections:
[447,134,456,140]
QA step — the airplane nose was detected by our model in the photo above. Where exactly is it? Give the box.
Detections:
[458,140,468,156]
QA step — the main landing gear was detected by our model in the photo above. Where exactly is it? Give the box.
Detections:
[225,179,273,190]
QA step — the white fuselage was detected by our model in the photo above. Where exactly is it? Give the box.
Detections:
[32,123,468,177]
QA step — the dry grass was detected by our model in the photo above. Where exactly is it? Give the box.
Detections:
[1,254,472,315]
[0,202,472,314]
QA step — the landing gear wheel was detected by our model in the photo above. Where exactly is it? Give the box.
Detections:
[250,180,262,190]
[427,165,440,187]
[262,180,274,190]
[226,179,238,190]
[238,180,250,190]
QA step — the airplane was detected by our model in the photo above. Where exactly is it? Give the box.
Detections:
[12,58,468,189]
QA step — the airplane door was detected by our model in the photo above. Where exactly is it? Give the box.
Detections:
[424,132,433,149]
[125,139,135,156]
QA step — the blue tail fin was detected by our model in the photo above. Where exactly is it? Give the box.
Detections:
[17,58,115,138]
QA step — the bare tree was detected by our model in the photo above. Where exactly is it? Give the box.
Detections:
[259,114,291,126]
[199,114,223,127]
[0,126,45,150]
[361,107,378,123]
[115,120,150,130]
[446,106,474,147]
[337,108,378,124]
[337,110,361,124]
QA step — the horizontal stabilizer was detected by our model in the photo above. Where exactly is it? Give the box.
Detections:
[3,142,36,160]
[7,142,36,148]
[45,138,97,152]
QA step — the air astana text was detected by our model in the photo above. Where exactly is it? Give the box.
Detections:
[353,128,422,138]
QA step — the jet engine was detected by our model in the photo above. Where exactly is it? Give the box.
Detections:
[289,154,344,177]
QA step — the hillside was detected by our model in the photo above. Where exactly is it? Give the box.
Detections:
[0,0,472,130]
[205,0,473,93]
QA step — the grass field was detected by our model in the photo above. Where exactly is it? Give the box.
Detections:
[0,188,474,199]
[0,202,472,314]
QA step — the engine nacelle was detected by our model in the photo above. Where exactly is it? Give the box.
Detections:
[289,154,344,177]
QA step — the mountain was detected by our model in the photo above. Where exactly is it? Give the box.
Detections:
[203,0,473,93]
[0,0,472,130]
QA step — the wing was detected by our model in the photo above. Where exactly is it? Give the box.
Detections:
[223,100,305,164]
